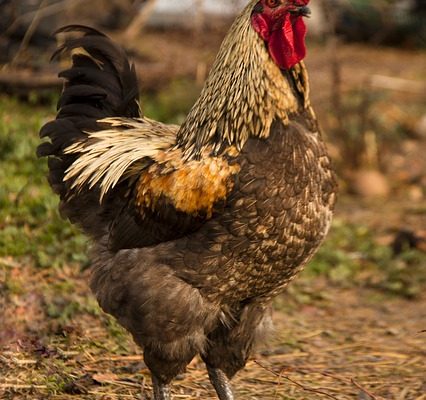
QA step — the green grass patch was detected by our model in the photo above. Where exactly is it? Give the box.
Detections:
[307,219,426,298]
[0,95,88,267]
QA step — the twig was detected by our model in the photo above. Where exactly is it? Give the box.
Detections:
[370,75,426,96]
[6,0,86,35]
[194,0,205,35]
[11,0,50,67]
[295,366,383,399]
[0,70,61,92]
[123,0,157,42]
[255,361,384,400]
[95,380,141,388]
[87,391,135,398]
[254,360,340,400]
[314,370,383,400]
[91,355,143,363]
[0,384,47,390]
[351,378,383,400]
[7,358,37,366]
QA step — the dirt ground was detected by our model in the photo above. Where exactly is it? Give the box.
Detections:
[1,278,425,399]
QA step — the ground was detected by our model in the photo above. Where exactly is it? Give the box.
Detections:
[1,260,425,399]
[0,32,425,399]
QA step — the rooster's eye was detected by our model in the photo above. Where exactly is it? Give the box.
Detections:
[265,0,280,7]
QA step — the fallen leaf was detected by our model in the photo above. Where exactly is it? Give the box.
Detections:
[92,372,119,383]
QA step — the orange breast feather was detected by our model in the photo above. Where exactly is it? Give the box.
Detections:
[136,153,240,218]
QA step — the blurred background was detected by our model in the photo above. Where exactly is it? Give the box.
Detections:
[1,1,425,399]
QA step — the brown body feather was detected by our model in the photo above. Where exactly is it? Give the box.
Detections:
[38,0,337,395]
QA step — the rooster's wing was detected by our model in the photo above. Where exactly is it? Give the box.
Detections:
[38,26,239,252]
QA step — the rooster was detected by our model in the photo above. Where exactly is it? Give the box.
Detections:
[38,0,337,399]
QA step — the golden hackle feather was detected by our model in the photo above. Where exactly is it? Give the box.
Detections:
[64,118,177,201]
[176,0,311,159]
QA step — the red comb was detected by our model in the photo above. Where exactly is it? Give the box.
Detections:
[292,0,310,5]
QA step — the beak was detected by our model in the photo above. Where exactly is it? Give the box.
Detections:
[299,6,311,17]
[290,5,311,18]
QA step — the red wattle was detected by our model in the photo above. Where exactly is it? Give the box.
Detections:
[291,16,307,65]
[251,13,270,41]
[252,10,307,70]
[269,15,307,70]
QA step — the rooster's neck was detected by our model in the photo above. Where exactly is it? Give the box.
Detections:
[176,1,312,160]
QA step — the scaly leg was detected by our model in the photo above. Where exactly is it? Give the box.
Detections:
[203,304,272,400]
[207,366,234,400]
[151,375,171,400]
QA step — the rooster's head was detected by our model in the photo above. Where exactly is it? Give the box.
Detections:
[251,0,310,70]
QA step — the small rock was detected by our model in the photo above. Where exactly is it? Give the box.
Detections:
[408,185,424,201]
[414,114,426,139]
[351,169,390,198]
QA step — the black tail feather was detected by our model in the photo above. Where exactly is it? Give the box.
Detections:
[38,25,141,238]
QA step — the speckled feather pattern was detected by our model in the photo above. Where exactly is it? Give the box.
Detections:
[90,116,336,381]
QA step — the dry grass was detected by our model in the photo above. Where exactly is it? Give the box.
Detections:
[1,259,425,400]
